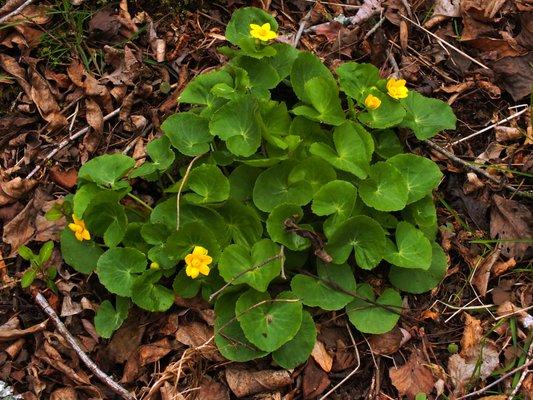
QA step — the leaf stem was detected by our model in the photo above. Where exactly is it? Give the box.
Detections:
[126,193,153,211]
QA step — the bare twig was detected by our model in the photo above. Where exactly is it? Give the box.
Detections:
[0,319,48,341]
[175,154,203,232]
[400,14,489,70]
[508,338,533,400]
[424,140,533,199]
[449,105,529,146]
[364,16,386,39]
[293,7,313,47]
[34,293,135,400]
[26,107,122,179]
[0,0,33,24]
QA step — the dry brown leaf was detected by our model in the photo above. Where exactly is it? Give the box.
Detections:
[368,327,403,355]
[225,368,291,398]
[389,350,435,400]
[448,346,499,394]
[175,321,222,362]
[0,319,47,342]
[493,53,533,101]
[302,358,330,399]
[492,257,516,276]
[497,301,533,330]
[50,387,78,400]
[49,167,77,189]
[88,7,121,38]
[195,376,230,400]
[490,195,533,260]
[433,0,461,17]
[311,340,333,372]
[138,337,173,366]
[522,373,533,399]
[472,248,501,296]
[29,67,67,129]
[494,126,522,142]
[103,46,142,86]
[0,53,31,96]
[106,313,146,364]
[148,19,166,63]
[34,199,66,242]
[461,314,483,357]
[0,177,37,206]
[160,382,185,400]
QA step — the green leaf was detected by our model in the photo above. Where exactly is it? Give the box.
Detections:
[162,112,212,157]
[215,291,268,362]
[357,90,406,129]
[288,157,337,194]
[359,161,408,211]
[309,122,373,179]
[18,245,34,261]
[373,129,404,159]
[73,183,119,218]
[400,91,457,139]
[291,261,356,310]
[267,43,299,79]
[312,180,356,217]
[389,242,448,293]
[225,7,278,58]
[96,247,147,297]
[346,284,402,334]
[326,215,386,269]
[384,222,433,269]
[94,297,130,339]
[292,77,345,126]
[184,164,230,204]
[218,239,282,292]
[336,62,381,102]
[403,196,438,239]
[131,270,175,312]
[387,153,443,204]
[172,268,202,298]
[166,221,221,261]
[180,69,233,105]
[290,52,335,104]
[38,241,54,265]
[266,204,311,251]
[60,229,103,274]
[272,310,316,369]
[209,95,262,157]
[218,199,263,248]
[231,56,280,90]
[78,154,135,189]
[253,161,313,212]
[131,136,175,178]
[229,164,262,202]
[236,289,302,352]
[260,101,292,149]
[140,223,170,245]
[21,268,37,288]
[85,200,127,248]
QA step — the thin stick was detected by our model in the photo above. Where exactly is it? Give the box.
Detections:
[400,14,489,70]
[364,16,386,39]
[26,107,121,179]
[175,154,203,232]
[450,106,529,146]
[508,338,533,400]
[424,140,533,199]
[34,293,135,400]
[0,0,33,24]
[293,7,313,47]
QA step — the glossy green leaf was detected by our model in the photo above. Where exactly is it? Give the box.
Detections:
[359,162,408,211]
[288,157,337,194]
[272,310,316,369]
[373,129,404,159]
[96,247,147,297]
[384,222,433,269]
[184,164,230,204]
[336,62,381,102]
[180,69,233,105]
[94,297,130,339]
[291,52,336,104]
[78,154,134,189]
[312,180,356,217]
[266,204,311,251]
[162,112,212,157]
[131,269,175,312]
[60,229,103,274]
[357,90,406,129]
[172,268,202,298]
[218,199,263,248]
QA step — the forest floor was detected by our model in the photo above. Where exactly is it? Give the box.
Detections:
[0,0,532,399]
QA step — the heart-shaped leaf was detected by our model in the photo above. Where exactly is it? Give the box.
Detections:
[312,180,356,217]
[346,284,402,334]
[288,157,337,194]
[373,129,404,159]
[218,239,282,292]
[131,270,175,312]
[359,161,408,211]
[336,62,381,102]
[357,90,406,129]
[179,69,233,105]
[291,52,336,104]
[219,199,263,248]
[236,289,302,352]
[94,297,130,339]
[60,229,103,274]
[162,112,212,157]
[184,164,230,204]
[78,154,134,189]
[266,204,311,251]
[96,247,147,297]
[84,199,127,248]
[384,221,432,269]
[272,310,316,369]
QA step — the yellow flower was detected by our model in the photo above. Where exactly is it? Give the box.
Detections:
[68,214,90,241]
[386,78,409,99]
[364,94,381,110]
[150,262,160,270]
[185,246,212,279]
[249,22,278,42]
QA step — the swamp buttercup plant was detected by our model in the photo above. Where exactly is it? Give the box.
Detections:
[53,7,456,367]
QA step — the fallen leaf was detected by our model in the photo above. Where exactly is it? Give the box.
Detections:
[472,248,501,297]
[175,321,222,362]
[368,327,403,355]
[225,368,291,398]
[492,53,533,101]
[311,340,333,372]
[497,301,533,330]
[105,312,146,364]
[0,177,37,206]
[50,387,78,400]
[88,7,121,39]
[148,18,166,63]
[0,53,31,96]
[492,257,516,276]
[196,376,230,400]
[160,382,186,400]
[49,167,77,189]
[448,346,500,394]
[138,338,173,366]
[29,67,67,130]
[490,195,533,260]
[34,198,66,242]
[389,350,435,400]
[433,0,461,17]
[460,314,483,357]
[302,358,330,399]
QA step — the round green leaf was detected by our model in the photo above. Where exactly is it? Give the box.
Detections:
[400,91,457,140]
[141,223,170,245]
[184,164,230,204]
[96,247,147,297]
[131,270,175,312]
[374,129,404,159]
[85,200,127,248]
[131,136,175,178]
[236,289,302,352]
[357,90,406,129]
[179,69,233,105]
[166,221,221,261]
[272,310,316,369]
[336,62,381,102]
[403,196,438,240]
[229,164,262,202]
[291,262,356,310]
[218,199,263,248]
[78,154,134,188]
[359,161,408,211]
[346,284,402,334]
[312,180,356,217]
[209,95,262,157]
[253,161,313,212]
[231,56,280,90]
[288,157,337,194]
[218,239,282,292]
[326,215,386,269]
[266,204,311,251]
[214,291,268,362]
[267,43,299,80]
[389,242,447,293]
[60,229,103,274]
[162,112,212,157]
[387,153,443,204]
[172,268,201,298]
[384,222,433,269]
[290,52,336,104]
[94,297,130,339]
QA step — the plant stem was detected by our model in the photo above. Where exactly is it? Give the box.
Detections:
[126,193,153,211]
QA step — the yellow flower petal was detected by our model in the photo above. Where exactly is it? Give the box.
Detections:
[364,94,381,110]
[81,229,91,241]
[68,223,81,233]
[74,231,84,241]
[199,264,210,276]
[186,265,200,279]
[192,246,208,256]
[261,22,271,31]
[249,23,261,30]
